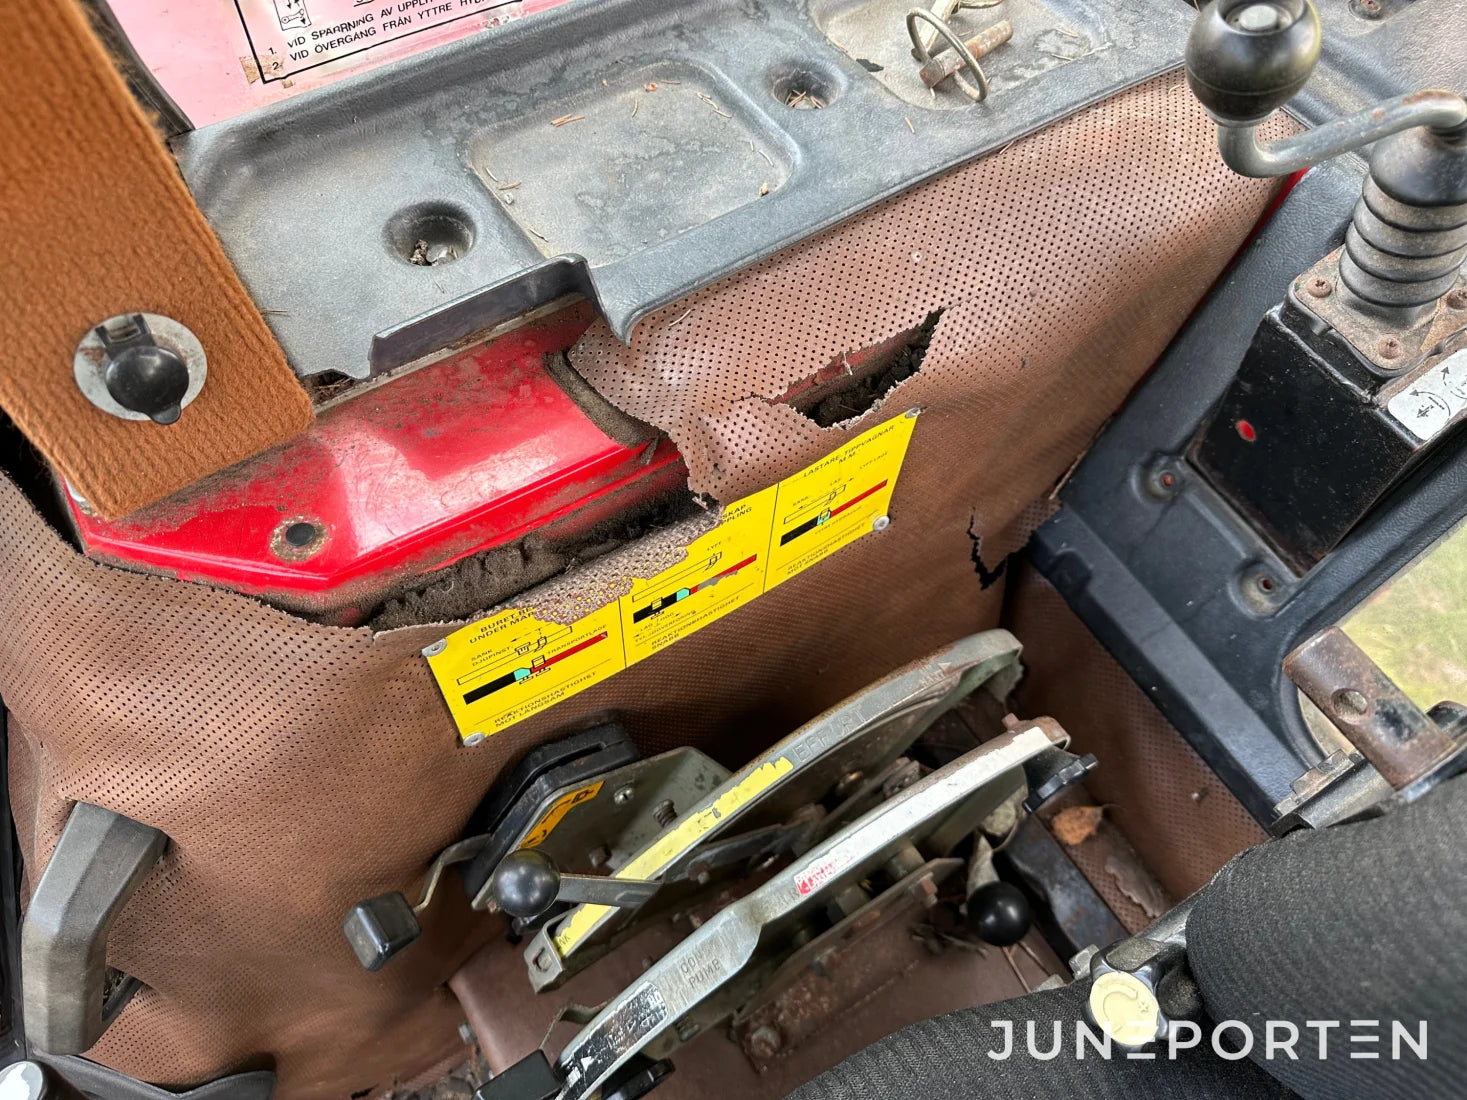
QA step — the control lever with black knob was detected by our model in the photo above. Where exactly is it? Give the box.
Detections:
[488,849,660,921]
[1178,0,1467,573]
[1186,0,1467,320]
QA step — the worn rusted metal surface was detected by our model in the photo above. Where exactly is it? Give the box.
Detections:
[451,911,1058,1100]
[731,857,962,1071]
[1293,249,1467,374]
[1285,626,1461,789]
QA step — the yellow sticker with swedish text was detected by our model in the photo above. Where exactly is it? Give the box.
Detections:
[424,605,624,743]
[765,412,916,590]
[425,413,919,742]
[619,484,778,664]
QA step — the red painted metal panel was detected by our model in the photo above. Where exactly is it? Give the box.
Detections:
[70,304,685,620]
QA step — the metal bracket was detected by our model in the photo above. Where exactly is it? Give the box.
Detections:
[21,804,166,1055]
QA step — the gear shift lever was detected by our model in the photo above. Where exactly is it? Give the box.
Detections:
[1175,1,1467,574]
[1185,0,1467,322]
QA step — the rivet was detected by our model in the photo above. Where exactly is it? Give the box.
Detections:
[872,515,891,532]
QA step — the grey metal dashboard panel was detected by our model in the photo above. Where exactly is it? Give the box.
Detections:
[1293,0,1467,125]
[173,0,1191,380]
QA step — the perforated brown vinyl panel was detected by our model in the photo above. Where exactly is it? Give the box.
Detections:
[1,74,1287,1100]
[1009,564,1268,900]
[572,76,1295,512]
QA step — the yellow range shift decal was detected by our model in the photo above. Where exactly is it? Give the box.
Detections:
[426,412,918,741]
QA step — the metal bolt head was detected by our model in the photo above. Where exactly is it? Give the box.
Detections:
[1376,336,1403,361]
[1236,2,1281,30]
[748,1024,784,1060]
[613,785,636,806]
[1447,288,1467,311]
[1357,0,1382,16]
[422,639,448,658]
[1305,276,1333,299]
[462,731,486,747]
[872,515,891,532]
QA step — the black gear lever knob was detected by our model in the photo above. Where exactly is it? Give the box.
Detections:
[1185,0,1321,123]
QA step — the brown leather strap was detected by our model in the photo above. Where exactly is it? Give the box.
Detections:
[0,0,311,519]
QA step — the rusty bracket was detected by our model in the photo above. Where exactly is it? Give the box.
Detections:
[1292,249,1467,376]
[1284,626,1465,790]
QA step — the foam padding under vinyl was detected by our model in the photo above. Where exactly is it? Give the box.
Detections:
[2,74,1285,1100]
[0,0,311,518]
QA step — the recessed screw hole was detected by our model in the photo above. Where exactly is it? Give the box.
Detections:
[284,521,320,548]
[772,66,838,110]
[385,201,476,267]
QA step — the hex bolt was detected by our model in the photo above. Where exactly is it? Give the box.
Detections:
[1305,276,1333,298]
[1376,336,1403,361]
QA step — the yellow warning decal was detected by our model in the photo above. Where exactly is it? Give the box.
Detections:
[766,412,917,590]
[425,412,919,742]
[621,484,778,665]
[518,781,604,850]
[552,756,794,956]
[425,604,624,743]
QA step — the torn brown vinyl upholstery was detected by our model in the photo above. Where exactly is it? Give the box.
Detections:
[1,74,1289,1098]
[0,0,311,518]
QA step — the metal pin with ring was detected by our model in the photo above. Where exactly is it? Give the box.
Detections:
[907,9,1011,102]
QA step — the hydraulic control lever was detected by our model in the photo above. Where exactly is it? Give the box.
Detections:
[1177,1,1467,572]
[1186,0,1467,321]
[488,850,660,920]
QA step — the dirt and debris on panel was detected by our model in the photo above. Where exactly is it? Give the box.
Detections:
[771,310,942,429]
[383,1052,490,1100]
